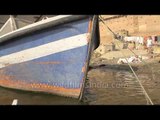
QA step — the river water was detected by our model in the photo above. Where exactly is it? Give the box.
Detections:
[0,62,160,105]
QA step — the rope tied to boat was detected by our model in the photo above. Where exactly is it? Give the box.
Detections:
[99,16,154,105]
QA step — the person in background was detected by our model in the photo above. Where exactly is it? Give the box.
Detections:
[146,36,153,53]
[132,41,136,50]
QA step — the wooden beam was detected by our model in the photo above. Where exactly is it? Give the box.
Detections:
[34,15,43,22]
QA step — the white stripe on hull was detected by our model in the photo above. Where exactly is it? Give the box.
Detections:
[0,33,89,69]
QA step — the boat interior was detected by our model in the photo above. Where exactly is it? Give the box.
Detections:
[0,15,56,36]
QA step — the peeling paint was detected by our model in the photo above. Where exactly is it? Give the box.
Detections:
[86,19,93,43]
[0,77,80,98]
[82,63,87,73]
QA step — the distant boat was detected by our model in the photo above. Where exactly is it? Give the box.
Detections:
[0,15,100,99]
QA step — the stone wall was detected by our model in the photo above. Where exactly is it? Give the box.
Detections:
[100,15,160,45]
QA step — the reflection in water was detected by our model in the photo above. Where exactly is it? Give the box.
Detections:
[0,63,160,105]
[82,63,160,105]
[0,87,83,105]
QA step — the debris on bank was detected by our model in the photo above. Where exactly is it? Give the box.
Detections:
[117,56,142,64]
[12,99,18,105]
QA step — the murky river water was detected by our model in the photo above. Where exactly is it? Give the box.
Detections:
[0,63,160,105]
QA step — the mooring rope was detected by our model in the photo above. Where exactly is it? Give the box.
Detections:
[99,16,154,105]
[117,41,156,85]
[114,40,154,105]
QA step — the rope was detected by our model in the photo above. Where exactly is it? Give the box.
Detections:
[114,40,154,105]
[100,15,155,74]
[99,16,116,37]
[99,16,154,105]
[120,42,156,84]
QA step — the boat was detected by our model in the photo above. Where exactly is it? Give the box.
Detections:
[0,15,100,99]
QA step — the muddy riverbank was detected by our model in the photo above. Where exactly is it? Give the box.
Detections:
[81,50,160,105]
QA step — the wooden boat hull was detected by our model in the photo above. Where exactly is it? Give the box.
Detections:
[0,15,99,98]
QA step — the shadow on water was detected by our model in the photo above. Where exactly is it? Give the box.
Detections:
[0,86,83,105]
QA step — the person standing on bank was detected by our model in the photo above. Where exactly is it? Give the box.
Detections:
[147,36,153,53]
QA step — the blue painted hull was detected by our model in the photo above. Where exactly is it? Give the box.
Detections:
[0,15,99,98]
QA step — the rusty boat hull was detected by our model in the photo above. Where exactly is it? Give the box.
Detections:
[0,15,99,99]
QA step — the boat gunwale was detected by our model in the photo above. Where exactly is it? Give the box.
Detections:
[0,15,90,44]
